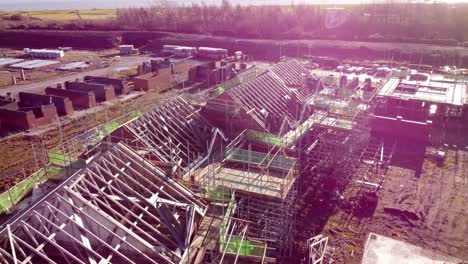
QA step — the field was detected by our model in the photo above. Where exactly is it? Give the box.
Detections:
[0,9,116,20]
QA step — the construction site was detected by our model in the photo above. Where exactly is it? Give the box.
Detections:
[0,51,466,264]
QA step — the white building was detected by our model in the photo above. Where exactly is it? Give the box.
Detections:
[162,45,182,53]
[24,48,64,59]
[119,45,139,55]
[197,47,228,60]
[162,45,196,57]
[174,47,196,57]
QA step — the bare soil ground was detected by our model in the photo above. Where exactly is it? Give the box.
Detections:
[291,134,468,263]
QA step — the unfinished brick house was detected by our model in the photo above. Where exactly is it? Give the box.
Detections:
[45,87,97,109]
[18,92,74,116]
[84,76,130,95]
[205,72,308,136]
[0,102,58,132]
[65,81,116,102]
[188,61,237,86]
[372,78,468,141]
[133,72,160,91]
[202,60,316,137]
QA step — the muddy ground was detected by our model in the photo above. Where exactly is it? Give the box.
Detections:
[290,128,468,263]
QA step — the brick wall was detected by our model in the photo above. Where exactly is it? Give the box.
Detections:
[202,93,266,137]
[208,69,220,85]
[340,75,348,88]
[133,73,160,91]
[375,98,429,122]
[133,77,150,91]
[0,109,30,131]
[371,115,429,142]
[65,81,116,102]
[0,104,58,131]
[45,88,96,109]
[188,67,198,82]
[31,104,59,128]
[18,92,73,116]
[84,76,130,95]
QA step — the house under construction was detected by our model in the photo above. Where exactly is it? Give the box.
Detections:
[0,58,463,263]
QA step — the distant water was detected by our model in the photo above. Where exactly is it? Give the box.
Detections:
[0,0,459,11]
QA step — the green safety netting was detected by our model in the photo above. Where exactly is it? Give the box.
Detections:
[0,162,84,214]
[211,86,226,97]
[225,148,295,172]
[221,238,255,256]
[129,111,144,120]
[205,186,231,201]
[97,111,144,137]
[221,237,267,257]
[0,169,44,213]
[246,130,283,147]
[0,110,145,215]
[98,120,119,136]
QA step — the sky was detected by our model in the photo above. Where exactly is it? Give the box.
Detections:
[0,0,466,11]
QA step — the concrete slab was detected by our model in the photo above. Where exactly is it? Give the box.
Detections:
[0,58,24,66]
[11,59,58,69]
[362,233,463,264]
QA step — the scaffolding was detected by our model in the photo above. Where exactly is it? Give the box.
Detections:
[307,234,329,264]
[0,58,432,263]
[0,108,145,215]
[188,64,268,108]
[192,66,319,262]
[218,191,276,264]
[108,96,225,181]
[196,132,296,199]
